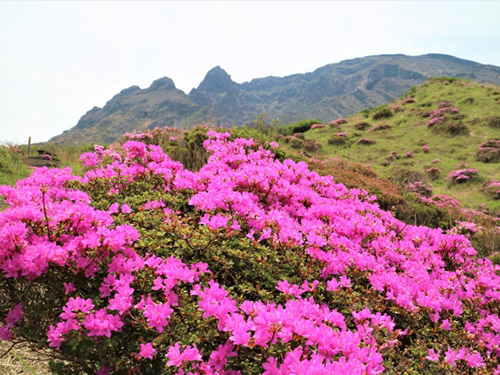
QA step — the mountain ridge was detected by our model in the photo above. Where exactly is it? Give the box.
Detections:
[50,53,500,145]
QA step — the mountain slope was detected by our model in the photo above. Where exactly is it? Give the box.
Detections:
[50,54,500,145]
[52,77,217,145]
[289,77,500,214]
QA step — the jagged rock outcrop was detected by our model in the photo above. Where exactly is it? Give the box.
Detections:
[53,77,216,145]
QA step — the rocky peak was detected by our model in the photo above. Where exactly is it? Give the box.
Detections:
[148,77,176,91]
[118,85,141,95]
[196,66,237,93]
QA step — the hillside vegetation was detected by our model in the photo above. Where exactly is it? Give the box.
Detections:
[286,78,500,216]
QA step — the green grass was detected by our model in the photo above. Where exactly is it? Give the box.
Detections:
[18,142,106,176]
[0,144,32,186]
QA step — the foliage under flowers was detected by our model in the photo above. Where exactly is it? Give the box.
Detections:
[1,130,500,374]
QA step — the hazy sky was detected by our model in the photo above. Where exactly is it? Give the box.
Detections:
[1,1,499,144]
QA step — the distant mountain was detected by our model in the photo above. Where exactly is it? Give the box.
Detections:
[50,54,500,145]
[53,77,217,145]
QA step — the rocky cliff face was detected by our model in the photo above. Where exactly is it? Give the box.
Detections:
[188,66,246,124]
[54,77,216,145]
[50,54,500,145]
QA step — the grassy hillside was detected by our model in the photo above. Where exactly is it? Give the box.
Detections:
[286,77,500,215]
[0,145,32,186]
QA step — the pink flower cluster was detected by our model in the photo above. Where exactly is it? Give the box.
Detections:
[426,102,460,128]
[0,303,23,341]
[388,151,400,160]
[418,194,462,209]
[408,181,433,198]
[447,168,478,184]
[424,167,441,181]
[448,221,477,237]
[329,118,347,128]
[1,130,500,373]
[310,123,325,130]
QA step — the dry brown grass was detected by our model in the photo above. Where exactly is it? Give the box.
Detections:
[0,341,53,375]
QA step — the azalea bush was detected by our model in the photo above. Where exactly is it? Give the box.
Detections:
[408,181,433,198]
[482,180,500,200]
[401,98,415,105]
[477,139,500,163]
[424,167,441,181]
[425,102,468,135]
[328,118,347,128]
[1,130,500,374]
[327,133,348,146]
[372,108,393,120]
[303,140,322,152]
[354,121,371,131]
[447,168,479,185]
[310,123,325,130]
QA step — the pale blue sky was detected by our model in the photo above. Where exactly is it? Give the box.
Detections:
[1,1,499,144]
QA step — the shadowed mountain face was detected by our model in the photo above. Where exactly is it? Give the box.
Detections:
[53,77,217,145]
[50,54,500,145]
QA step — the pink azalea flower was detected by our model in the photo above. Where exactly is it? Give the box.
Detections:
[63,282,76,294]
[121,203,131,214]
[425,348,440,361]
[139,342,156,359]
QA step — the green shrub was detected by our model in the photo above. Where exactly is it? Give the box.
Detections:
[354,121,371,130]
[430,77,458,84]
[277,119,321,136]
[289,137,304,149]
[303,140,322,152]
[328,134,348,146]
[372,108,393,120]
[360,109,370,118]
